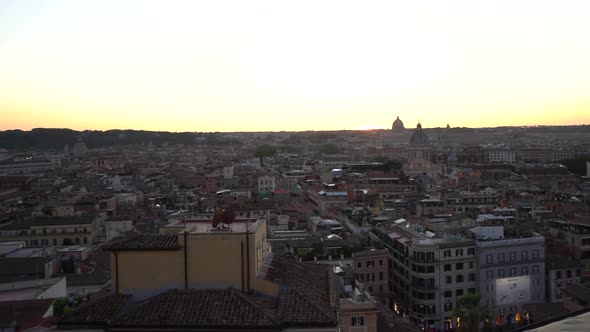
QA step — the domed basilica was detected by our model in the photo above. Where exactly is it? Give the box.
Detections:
[391,116,405,130]
[403,122,443,176]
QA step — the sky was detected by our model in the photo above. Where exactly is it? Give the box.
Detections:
[1,0,589,132]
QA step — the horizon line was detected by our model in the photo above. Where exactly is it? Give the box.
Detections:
[1,124,590,134]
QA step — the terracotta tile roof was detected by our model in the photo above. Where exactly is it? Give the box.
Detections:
[102,235,180,251]
[62,247,110,287]
[264,256,337,325]
[278,287,336,326]
[59,293,132,326]
[111,289,277,328]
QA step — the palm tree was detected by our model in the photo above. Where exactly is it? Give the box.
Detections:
[452,293,491,332]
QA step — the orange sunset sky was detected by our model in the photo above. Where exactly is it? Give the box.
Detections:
[1,0,589,132]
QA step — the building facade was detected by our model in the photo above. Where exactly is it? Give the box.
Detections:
[373,220,477,332]
[473,226,545,328]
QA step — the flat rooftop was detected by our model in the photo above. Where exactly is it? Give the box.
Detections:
[185,218,263,234]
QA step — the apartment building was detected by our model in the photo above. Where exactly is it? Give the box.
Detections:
[518,148,574,162]
[0,158,61,175]
[446,188,501,214]
[353,249,390,297]
[372,219,477,332]
[257,175,276,193]
[548,219,590,275]
[0,215,97,247]
[485,149,516,163]
[471,225,545,328]
[545,254,583,303]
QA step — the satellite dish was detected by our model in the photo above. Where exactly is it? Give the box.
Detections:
[222,207,236,225]
[212,209,223,228]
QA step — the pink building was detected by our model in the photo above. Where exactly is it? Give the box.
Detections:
[353,249,390,297]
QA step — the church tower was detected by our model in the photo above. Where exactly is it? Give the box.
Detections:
[407,122,433,161]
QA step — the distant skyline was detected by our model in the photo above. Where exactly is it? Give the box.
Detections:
[1,0,590,132]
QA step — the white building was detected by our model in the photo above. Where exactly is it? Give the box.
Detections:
[105,219,133,241]
[472,226,545,327]
[258,175,276,193]
[486,149,516,163]
[223,166,234,179]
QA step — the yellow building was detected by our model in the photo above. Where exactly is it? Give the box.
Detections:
[105,217,278,298]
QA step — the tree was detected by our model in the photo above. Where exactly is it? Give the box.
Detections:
[319,143,340,154]
[560,155,590,177]
[254,144,277,166]
[452,293,491,332]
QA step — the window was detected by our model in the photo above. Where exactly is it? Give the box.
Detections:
[357,262,362,268]
[444,264,452,272]
[444,250,451,258]
[446,276,452,284]
[468,287,476,294]
[468,248,475,256]
[567,270,572,278]
[469,273,476,281]
[521,251,528,261]
[577,269,581,277]
[352,316,365,326]
[368,286,373,292]
[469,261,474,269]
[510,268,517,277]
[53,239,57,245]
[83,237,88,244]
[456,263,464,270]
[358,274,364,281]
[366,273,371,281]
[366,261,373,267]
[456,289,464,297]
[379,271,384,281]
[522,267,528,275]
[379,259,383,266]
[486,254,493,264]
[556,271,562,279]
[444,290,452,298]
[510,252,517,262]
[445,302,453,312]
[498,253,505,262]
[456,249,464,257]
[533,249,539,259]
[486,271,494,280]
[533,265,539,274]
[457,275,464,283]
[498,269,505,278]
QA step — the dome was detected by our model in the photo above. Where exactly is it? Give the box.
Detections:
[447,152,458,162]
[409,122,430,146]
[391,116,405,130]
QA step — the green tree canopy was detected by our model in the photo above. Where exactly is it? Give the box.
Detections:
[319,143,340,154]
[254,144,277,166]
[560,155,590,177]
[452,293,491,332]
